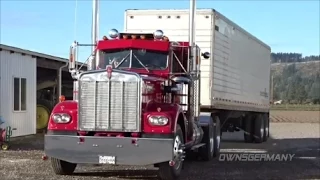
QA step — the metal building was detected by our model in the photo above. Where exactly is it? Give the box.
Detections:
[0,44,86,137]
[0,45,37,137]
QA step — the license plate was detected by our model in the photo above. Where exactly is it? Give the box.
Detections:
[99,155,116,164]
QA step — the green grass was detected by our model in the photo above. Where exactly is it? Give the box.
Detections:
[271,104,320,111]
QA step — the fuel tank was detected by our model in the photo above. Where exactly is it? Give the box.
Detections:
[191,122,204,146]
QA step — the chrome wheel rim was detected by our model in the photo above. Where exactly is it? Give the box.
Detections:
[260,120,264,138]
[173,135,183,170]
[216,133,221,149]
[210,128,214,153]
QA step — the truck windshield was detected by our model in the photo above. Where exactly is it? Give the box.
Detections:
[99,49,168,70]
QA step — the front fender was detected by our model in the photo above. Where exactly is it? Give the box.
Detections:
[143,102,184,134]
[47,100,78,131]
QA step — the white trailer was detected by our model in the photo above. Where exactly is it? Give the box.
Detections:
[124,9,271,112]
[124,9,271,141]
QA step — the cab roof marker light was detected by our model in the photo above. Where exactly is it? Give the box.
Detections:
[140,35,146,39]
[109,29,119,39]
[153,30,164,40]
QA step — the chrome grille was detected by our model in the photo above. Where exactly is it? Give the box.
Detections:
[78,71,141,132]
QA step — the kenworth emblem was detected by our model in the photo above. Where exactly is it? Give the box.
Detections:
[106,65,113,79]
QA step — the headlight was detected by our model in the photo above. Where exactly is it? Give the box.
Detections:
[148,116,169,126]
[52,113,71,124]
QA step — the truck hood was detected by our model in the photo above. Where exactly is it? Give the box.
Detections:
[139,74,166,82]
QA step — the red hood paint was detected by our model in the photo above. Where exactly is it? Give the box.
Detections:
[48,100,78,131]
[97,39,170,52]
[120,68,169,80]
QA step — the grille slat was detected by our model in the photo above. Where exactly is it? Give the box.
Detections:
[79,72,141,132]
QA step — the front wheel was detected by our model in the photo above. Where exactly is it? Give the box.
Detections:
[158,124,185,180]
[50,158,77,175]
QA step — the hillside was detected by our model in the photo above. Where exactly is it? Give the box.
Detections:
[270,61,320,104]
[271,61,320,77]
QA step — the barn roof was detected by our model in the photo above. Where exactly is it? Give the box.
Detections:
[0,44,87,67]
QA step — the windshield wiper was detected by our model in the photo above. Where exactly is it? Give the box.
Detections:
[114,53,131,69]
[132,53,150,72]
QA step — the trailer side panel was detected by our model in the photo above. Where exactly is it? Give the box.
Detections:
[124,9,271,112]
[211,11,271,112]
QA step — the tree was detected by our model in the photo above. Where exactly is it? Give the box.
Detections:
[309,75,320,104]
[296,84,307,103]
[271,52,319,64]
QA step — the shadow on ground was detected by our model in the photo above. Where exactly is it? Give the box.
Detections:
[8,133,44,151]
[73,170,159,180]
[4,130,320,180]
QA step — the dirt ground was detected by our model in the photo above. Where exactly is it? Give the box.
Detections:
[270,110,320,123]
[0,123,319,180]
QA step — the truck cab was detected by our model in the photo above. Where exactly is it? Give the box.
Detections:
[44,29,220,180]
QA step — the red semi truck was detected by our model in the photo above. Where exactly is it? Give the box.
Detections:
[45,29,219,180]
[44,1,271,180]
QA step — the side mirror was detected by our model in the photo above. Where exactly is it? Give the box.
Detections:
[201,52,210,59]
[69,41,77,70]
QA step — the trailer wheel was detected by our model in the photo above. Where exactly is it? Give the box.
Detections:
[199,116,214,161]
[253,114,264,143]
[50,157,77,175]
[212,116,221,157]
[263,113,269,142]
[243,115,254,143]
[158,124,184,180]
[36,99,53,131]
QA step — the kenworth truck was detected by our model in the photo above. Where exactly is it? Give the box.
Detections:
[44,1,271,180]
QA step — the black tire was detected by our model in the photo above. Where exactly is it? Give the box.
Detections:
[243,115,254,143]
[212,116,221,157]
[253,114,264,143]
[199,117,214,161]
[50,157,77,175]
[158,124,184,180]
[263,113,270,142]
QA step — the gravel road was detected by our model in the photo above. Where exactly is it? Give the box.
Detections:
[0,122,319,180]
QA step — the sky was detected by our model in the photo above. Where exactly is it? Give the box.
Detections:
[1,0,319,62]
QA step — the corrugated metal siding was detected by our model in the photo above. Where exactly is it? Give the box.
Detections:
[0,49,37,137]
[212,14,271,108]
